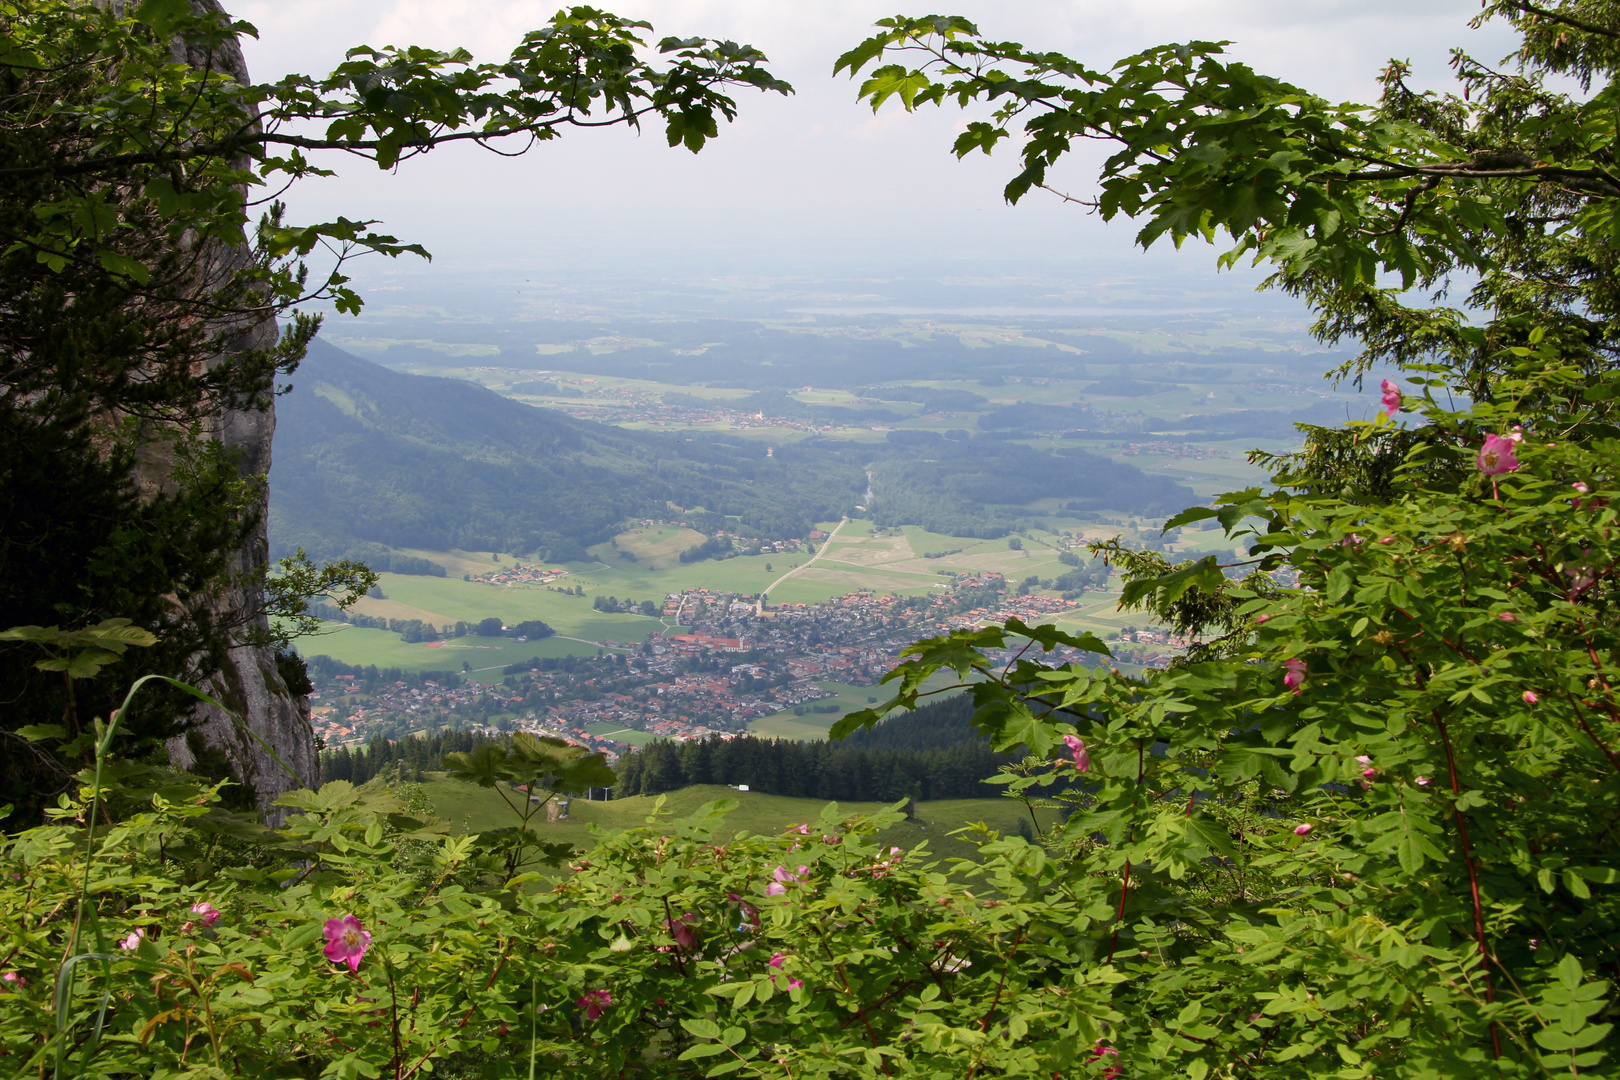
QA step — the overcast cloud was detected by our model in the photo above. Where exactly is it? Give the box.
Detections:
[228,1,1519,286]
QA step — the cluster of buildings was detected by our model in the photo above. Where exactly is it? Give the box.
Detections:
[310,571,1096,751]
[469,562,570,586]
[310,675,522,745]
[640,520,806,557]
[939,591,1081,631]
[1115,440,1230,459]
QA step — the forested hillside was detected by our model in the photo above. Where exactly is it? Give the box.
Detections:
[838,693,975,750]
[270,340,867,561]
[868,432,1193,533]
[612,695,1020,802]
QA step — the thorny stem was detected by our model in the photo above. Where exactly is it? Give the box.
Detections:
[1573,616,1620,725]
[1393,640,1501,1058]
[832,963,890,1076]
[1106,860,1133,965]
[1433,708,1501,1060]
[964,931,1025,1080]
[383,951,404,1079]
[1561,692,1620,777]
[1107,741,1147,964]
[398,944,511,1080]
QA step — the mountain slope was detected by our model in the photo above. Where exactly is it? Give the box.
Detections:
[269,340,866,560]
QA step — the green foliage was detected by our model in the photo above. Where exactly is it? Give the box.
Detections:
[0,759,1106,1080]
[260,549,378,651]
[442,733,615,879]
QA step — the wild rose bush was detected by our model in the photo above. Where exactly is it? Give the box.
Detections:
[828,358,1620,1078]
[0,770,1129,1080]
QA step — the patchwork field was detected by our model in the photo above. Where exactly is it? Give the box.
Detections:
[298,509,1172,681]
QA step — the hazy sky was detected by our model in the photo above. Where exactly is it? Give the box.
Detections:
[229,1,1519,287]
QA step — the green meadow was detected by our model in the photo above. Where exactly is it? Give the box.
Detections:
[299,625,633,675]
[746,677,965,740]
[414,779,1063,866]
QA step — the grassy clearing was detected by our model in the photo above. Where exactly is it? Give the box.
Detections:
[301,626,634,677]
[583,722,658,747]
[746,677,959,741]
[353,574,664,641]
[415,779,1062,866]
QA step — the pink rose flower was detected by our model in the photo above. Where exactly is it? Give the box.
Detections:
[1477,433,1521,475]
[766,864,809,895]
[1415,775,1432,786]
[1294,824,1313,836]
[1523,690,1539,705]
[1062,734,1090,772]
[576,988,613,1020]
[118,930,144,952]
[1380,379,1402,415]
[190,901,221,927]
[1378,536,1396,544]
[1499,612,1518,621]
[0,971,23,989]
[665,913,699,951]
[1254,613,1271,624]
[322,914,371,974]
[1282,657,1307,693]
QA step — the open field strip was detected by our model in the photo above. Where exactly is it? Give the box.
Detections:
[416,780,1063,865]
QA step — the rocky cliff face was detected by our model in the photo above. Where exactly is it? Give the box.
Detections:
[155,0,317,809]
[158,392,320,809]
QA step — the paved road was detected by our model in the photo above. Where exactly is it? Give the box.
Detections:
[761,517,849,602]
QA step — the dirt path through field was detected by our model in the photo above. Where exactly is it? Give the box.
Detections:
[761,517,848,601]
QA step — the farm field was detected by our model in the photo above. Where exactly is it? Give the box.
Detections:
[414,779,1063,866]
[582,722,658,747]
[299,625,643,675]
